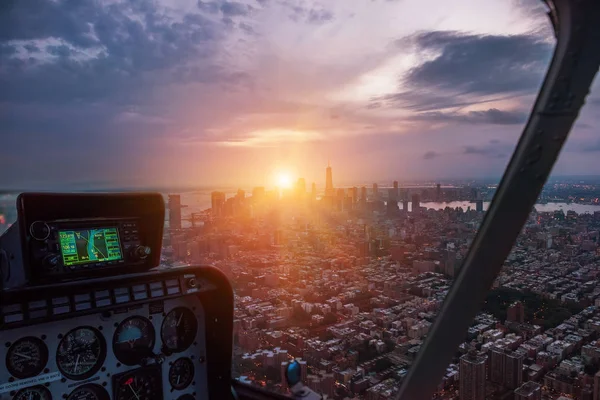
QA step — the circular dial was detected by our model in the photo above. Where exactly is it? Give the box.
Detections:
[169,357,195,390]
[56,326,106,380]
[29,221,50,240]
[113,316,156,365]
[67,384,109,400]
[13,386,52,400]
[6,336,48,378]
[161,307,198,352]
[114,367,163,400]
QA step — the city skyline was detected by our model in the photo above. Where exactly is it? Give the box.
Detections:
[2,0,600,189]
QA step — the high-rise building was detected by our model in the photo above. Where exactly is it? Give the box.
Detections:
[360,186,367,202]
[403,199,409,212]
[372,183,378,200]
[476,199,484,212]
[411,193,420,213]
[351,187,358,203]
[436,183,441,201]
[514,381,542,400]
[504,351,523,389]
[387,188,398,215]
[311,182,317,200]
[211,191,226,217]
[459,350,487,400]
[168,194,184,230]
[393,181,399,199]
[507,301,525,323]
[490,347,505,384]
[491,347,523,389]
[325,162,334,196]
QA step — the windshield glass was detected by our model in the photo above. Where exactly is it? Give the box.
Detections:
[2,1,600,399]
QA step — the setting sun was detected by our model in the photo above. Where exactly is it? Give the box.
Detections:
[276,172,293,189]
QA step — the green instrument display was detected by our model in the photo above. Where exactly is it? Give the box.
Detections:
[58,227,123,266]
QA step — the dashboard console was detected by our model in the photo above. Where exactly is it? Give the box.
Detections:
[0,265,234,400]
[1,193,164,289]
[0,193,235,400]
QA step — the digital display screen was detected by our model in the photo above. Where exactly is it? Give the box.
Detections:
[59,227,123,266]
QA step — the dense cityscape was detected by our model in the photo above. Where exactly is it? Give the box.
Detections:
[3,166,600,400]
[148,167,600,399]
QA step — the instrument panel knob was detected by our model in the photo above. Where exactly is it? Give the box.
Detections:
[133,245,151,260]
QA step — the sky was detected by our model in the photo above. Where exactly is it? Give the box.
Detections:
[1,0,599,190]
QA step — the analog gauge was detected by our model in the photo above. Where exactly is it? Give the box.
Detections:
[176,395,195,400]
[56,326,106,380]
[168,357,195,390]
[13,386,52,400]
[161,307,198,352]
[67,384,109,400]
[30,221,50,240]
[113,366,163,400]
[6,336,48,378]
[113,316,156,365]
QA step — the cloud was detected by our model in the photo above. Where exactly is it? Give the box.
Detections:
[279,1,334,24]
[378,30,552,111]
[423,151,438,160]
[411,108,528,125]
[463,140,514,158]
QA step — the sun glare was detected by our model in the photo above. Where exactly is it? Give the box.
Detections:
[276,172,293,189]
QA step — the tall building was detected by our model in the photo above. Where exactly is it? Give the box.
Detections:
[311,182,317,200]
[436,183,441,201]
[514,381,542,400]
[211,191,226,217]
[476,199,484,212]
[490,347,505,384]
[393,181,399,199]
[411,193,420,213]
[403,199,409,212]
[508,301,525,323]
[351,187,358,203]
[360,186,367,202]
[168,194,183,230]
[459,350,487,400]
[325,162,334,196]
[491,347,523,389]
[372,183,378,200]
[504,351,523,389]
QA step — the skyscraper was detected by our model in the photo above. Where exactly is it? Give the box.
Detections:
[325,162,334,196]
[491,347,523,389]
[411,193,420,213]
[372,183,378,200]
[504,351,524,389]
[311,182,317,200]
[168,194,183,230]
[436,183,441,201]
[459,350,487,400]
[360,186,367,202]
[211,191,226,217]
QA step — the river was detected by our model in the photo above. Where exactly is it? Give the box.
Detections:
[1,192,599,233]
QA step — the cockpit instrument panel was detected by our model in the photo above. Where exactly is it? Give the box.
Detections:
[1,293,208,400]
